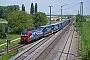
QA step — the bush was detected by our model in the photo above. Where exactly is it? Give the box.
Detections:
[0,24,5,38]
[73,22,78,27]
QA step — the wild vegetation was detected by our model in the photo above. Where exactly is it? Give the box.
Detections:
[0,24,5,38]
[82,21,90,60]
[74,14,90,60]
[0,51,18,60]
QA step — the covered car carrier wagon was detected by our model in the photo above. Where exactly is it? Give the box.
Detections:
[40,25,53,36]
[30,28,43,41]
[51,23,59,32]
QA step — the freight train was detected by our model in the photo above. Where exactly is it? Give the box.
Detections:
[20,19,71,43]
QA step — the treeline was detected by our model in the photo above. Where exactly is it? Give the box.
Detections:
[0,5,20,18]
[0,3,37,18]
[0,3,48,38]
[75,14,90,60]
[21,3,37,14]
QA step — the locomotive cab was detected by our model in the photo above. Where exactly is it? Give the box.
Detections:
[20,31,32,43]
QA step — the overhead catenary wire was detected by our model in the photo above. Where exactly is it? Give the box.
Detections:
[51,3,80,14]
[64,3,80,10]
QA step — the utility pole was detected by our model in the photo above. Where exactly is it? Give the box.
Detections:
[80,1,83,57]
[61,6,62,21]
[5,26,9,54]
[78,10,79,14]
[49,6,53,24]
[80,2,83,22]
[77,2,83,59]
[61,4,69,21]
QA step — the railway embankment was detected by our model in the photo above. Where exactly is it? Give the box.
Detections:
[73,20,90,60]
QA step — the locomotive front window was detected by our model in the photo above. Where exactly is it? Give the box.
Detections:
[21,31,28,36]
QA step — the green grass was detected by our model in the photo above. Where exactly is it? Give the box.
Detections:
[0,35,21,60]
[0,46,23,60]
[82,21,90,50]
[0,34,20,52]
[8,34,20,40]
[81,21,90,60]
[0,38,6,45]
[8,39,20,48]
[73,22,78,27]
[0,51,18,60]
[0,39,20,52]
[73,21,90,59]
[73,22,79,32]
[0,38,22,60]
[0,34,20,44]
[85,17,90,21]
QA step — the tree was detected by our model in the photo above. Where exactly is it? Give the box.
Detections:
[2,13,8,19]
[6,11,34,34]
[5,5,20,13]
[35,3,37,14]
[33,12,48,27]
[22,4,25,11]
[30,3,34,15]
[0,5,20,18]
[0,9,3,18]
[14,5,20,11]
[0,24,5,38]
[76,14,81,22]
[68,15,71,19]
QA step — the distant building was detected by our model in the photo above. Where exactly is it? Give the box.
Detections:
[47,16,60,21]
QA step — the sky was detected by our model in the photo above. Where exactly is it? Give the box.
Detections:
[0,0,90,15]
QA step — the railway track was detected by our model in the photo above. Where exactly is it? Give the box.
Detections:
[43,25,73,60]
[9,21,74,60]
[22,22,72,60]
[0,35,53,56]
[0,31,55,57]
[67,29,77,60]
[50,25,75,60]
[10,32,56,60]
[8,44,25,52]
[34,22,73,60]
[34,24,71,60]
[23,30,64,60]
[0,44,26,56]
[59,26,75,60]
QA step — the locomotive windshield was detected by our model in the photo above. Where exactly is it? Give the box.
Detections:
[21,31,28,36]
